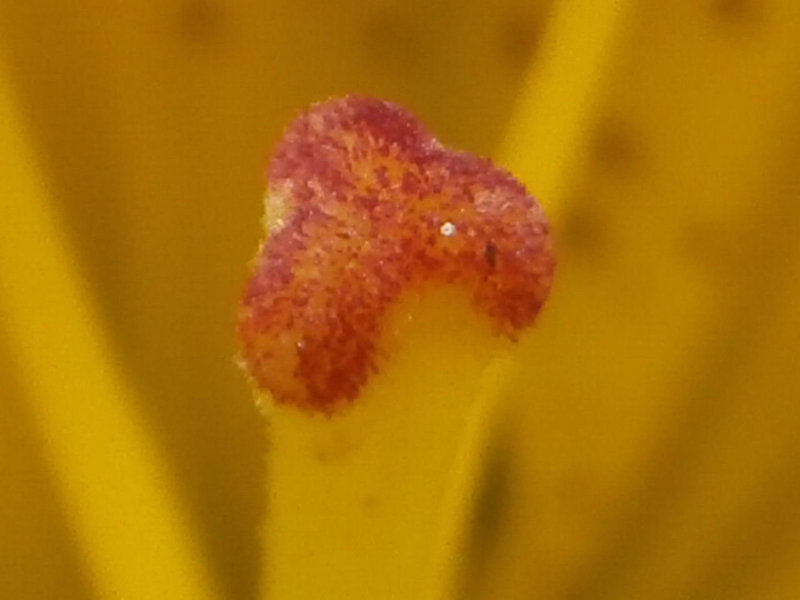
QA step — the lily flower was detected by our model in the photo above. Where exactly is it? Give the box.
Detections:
[2,1,800,599]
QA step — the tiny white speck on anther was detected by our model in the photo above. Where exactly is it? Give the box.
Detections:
[440,221,456,236]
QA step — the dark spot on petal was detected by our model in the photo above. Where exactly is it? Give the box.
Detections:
[174,0,226,48]
[560,198,607,261]
[590,115,644,175]
[498,9,545,69]
[711,0,761,26]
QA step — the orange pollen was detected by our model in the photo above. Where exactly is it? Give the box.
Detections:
[238,96,554,413]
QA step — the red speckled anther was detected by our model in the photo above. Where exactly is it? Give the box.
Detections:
[238,96,554,413]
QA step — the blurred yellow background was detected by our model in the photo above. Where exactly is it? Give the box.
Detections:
[1,0,799,598]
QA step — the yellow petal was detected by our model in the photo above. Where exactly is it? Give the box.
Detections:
[0,55,218,599]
